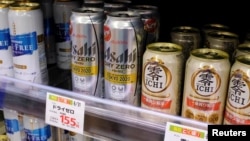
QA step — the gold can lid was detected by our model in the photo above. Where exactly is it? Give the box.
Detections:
[207,31,238,40]
[147,42,183,52]
[9,2,40,10]
[236,55,250,65]
[0,0,15,7]
[191,48,229,60]
[171,26,200,34]
[237,43,250,53]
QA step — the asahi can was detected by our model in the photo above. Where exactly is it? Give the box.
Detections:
[8,2,49,88]
[70,7,104,97]
[235,43,250,58]
[171,26,201,61]
[53,0,80,70]
[40,0,57,66]
[206,31,239,64]
[0,1,14,78]
[128,4,160,46]
[181,48,231,124]
[104,11,144,106]
[141,42,184,115]
[223,55,250,125]
[23,114,54,141]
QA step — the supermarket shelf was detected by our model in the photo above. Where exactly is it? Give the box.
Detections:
[0,75,208,141]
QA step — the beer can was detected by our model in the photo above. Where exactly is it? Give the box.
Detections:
[23,114,54,141]
[128,4,160,46]
[104,11,144,106]
[202,23,230,47]
[206,31,239,64]
[181,48,231,124]
[8,2,49,87]
[0,1,14,78]
[70,7,104,97]
[3,108,25,141]
[82,0,104,8]
[141,42,184,115]
[104,2,127,15]
[171,26,201,60]
[235,43,250,58]
[110,0,131,6]
[40,0,57,66]
[53,0,80,70]
[223,55,250,125]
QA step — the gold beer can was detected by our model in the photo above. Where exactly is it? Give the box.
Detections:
[181,48,231,124]
[235,43,250,58]
[141,42,184,115]
[223,55,250,125]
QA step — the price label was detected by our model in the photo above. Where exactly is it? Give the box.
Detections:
[45,92,85,134]
[164,122,208,141]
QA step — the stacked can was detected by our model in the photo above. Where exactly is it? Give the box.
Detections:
[128,4,160,47]
[0,0,14,78]
[234,43,250,58]
[170,26,201,61]
[8,2,49,88]
[53,0,79,70]
[104,11,144,106]
[181,48,231,124]
[103,2,127,15]
[141,42,184,115]
[40,0,57,67]
[70,7,104,97]
[223,55,250,125]
[202,23,230,47]
[82,0,104,8]
[205,31,239,64]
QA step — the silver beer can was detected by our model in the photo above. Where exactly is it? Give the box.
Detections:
[206,31,239,64]
[141,42,184,115]
[104,11,144,106]
[82,0,104,8]
[70,7,104,97]
[8,2,49,88]
[0,1,14,78]
[128,4,160,46]
[223,55,250,125]
[53,0,80,70]
[181,48,231,124]
[171,26,201,61]
[103,2,127,15]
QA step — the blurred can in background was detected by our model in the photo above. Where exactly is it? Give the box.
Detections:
[234,43,250,58]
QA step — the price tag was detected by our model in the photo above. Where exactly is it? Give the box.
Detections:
[164,122,208,141]
[45,92,85,134]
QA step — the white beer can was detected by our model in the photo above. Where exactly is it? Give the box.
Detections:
[8,2,49,88]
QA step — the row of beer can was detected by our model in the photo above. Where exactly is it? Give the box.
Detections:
[141,41,250,125]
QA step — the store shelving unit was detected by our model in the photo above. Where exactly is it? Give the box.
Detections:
[0,69,208,140]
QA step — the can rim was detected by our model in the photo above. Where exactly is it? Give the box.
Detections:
[72,7,104,15]
[171,26,200,34]
[207,31,239,40]
[236,54,250,65]
[107,11,140,19]
[191,48,229,60]
[203,23,230,30]
[146,42,183,53]
[9,2,40,10]
[0,0,15,8]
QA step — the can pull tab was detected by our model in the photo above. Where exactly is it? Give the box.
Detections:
[204,51,218,58]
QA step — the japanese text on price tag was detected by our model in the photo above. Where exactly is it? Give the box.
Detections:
[45,92,85,134]
[164,122,208,141]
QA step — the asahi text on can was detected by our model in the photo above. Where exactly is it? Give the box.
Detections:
[53,0,79,70]
[104,11,144,106]
[0,1,14,78]
[181,48,231,124]
[171,26,201,60]
[206,31,239,63]
[128,4,160,46]
[8,2,49,87]
[223,55,250,125]
[141,42,184,115]
[70,7,104,97]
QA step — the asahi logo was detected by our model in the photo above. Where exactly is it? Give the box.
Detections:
[104,47,136,64]
[72,42,97,61]
[143,57,171,92]
[104,25,111,41]
[144,18,157,33]
[192,66,221,96]
[228,69,250,108]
